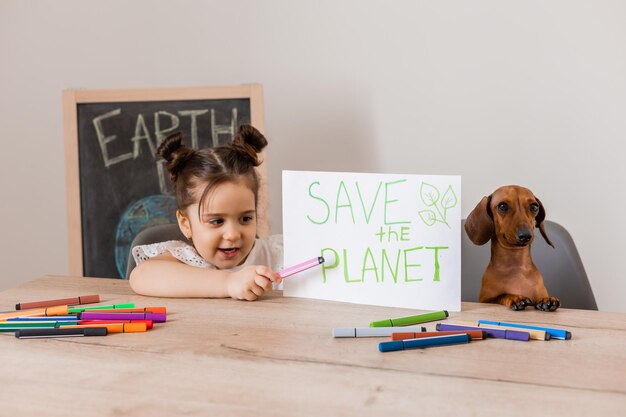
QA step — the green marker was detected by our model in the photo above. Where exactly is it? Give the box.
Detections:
[68,303,135,313]
[0,322,59,332]
[369,310,449,327]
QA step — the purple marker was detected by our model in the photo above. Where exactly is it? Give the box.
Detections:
[278,253,335,279]
[79,312,166,323]
[436,323,529,341]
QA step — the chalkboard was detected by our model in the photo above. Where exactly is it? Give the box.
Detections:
[63,85,266,278]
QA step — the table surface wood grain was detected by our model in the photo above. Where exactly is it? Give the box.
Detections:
[1,275,625,416]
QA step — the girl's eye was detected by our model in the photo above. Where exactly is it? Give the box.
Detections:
[241,216,254,223]
[497,202,509,213]
[529,203,539,213]
[208,218,224,226]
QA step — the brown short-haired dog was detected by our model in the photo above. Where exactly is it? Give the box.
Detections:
[465,185,560,311]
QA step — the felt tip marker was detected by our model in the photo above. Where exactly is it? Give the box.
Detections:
[437,323,530,341]
[60,323,147,333]
[0,305,69,321]
[369,310,449,327]
[379,333,471,352]
[76,307,166,314]
[0,322,60,332]
[278,254,334,279]
[78,311,166,322]
[391,330,486,341]
[67,303,135,313]
[457,321,551,341]
[6,315,80,322]
[333,326,426,338]
[15,294,100,310]
[478,320,571,340]
[78,319,154,330]
[15,327,108,339]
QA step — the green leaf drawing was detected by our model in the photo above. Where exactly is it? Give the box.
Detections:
[440,185,458,210]
[420,182,440,207]
[418,210,437,226]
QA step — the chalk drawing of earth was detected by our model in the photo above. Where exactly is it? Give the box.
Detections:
[115,194,178,278]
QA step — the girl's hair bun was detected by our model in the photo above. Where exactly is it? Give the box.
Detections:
[231,124,268,167]
[157,132,194,182]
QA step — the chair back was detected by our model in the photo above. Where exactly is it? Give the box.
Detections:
[125,224,186,279]
[461,219,598,310]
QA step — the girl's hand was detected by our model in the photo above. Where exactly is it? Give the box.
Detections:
[227,265,282,301]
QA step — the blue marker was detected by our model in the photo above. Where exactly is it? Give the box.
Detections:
[7,316,79,322]
[478,320,571,340]
[379,333,471,352]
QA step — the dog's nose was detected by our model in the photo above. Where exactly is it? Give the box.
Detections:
[517,230,532,244]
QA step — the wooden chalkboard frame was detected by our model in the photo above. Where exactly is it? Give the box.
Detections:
[63,85,266,277]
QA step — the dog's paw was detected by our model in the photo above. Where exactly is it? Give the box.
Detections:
[535,297,560,312]
[501,295,534,311]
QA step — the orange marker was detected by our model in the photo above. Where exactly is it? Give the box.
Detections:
[391,330,486,341]
[84,307,166,314]
[78,319,154,330]
[60,322,147,333]
[0,305,69,321]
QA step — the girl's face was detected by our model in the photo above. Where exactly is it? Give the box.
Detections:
[177,181,257,269]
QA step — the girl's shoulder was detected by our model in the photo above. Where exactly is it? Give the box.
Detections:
[132,240,213,269]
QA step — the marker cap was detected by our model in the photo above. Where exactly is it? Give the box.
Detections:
[369,319,393,327]
[332,328,356,338]
[78,295,101,304]
[123,323,148,333]
[46,305,69,316]
[505,330,530,341]
[379,341,405,352]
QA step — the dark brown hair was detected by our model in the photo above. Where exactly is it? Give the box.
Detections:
[156,124,267,217]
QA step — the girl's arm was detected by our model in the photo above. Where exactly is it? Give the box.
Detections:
[129,253,281,300]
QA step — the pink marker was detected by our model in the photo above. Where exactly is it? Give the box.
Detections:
[278,254,333,279]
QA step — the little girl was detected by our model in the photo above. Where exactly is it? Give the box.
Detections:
[129,124,283,301]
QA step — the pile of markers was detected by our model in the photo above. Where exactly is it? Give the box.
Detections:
[1,294,166,339]
[332,310,572,352]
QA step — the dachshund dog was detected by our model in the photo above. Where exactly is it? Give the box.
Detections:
[465,185,560,311]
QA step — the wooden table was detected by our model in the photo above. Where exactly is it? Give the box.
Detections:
[0,276,625,416]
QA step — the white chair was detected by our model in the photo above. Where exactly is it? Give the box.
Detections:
[125,224,186,279]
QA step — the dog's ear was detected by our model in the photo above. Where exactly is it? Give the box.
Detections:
[535,197,554,248]
[464,195,494,245]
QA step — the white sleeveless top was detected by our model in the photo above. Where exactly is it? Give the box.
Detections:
[132,234,284,273]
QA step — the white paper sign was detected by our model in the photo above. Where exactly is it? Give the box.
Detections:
[282,170,461,311]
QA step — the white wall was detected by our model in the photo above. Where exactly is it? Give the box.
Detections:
[1,0,625,311]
